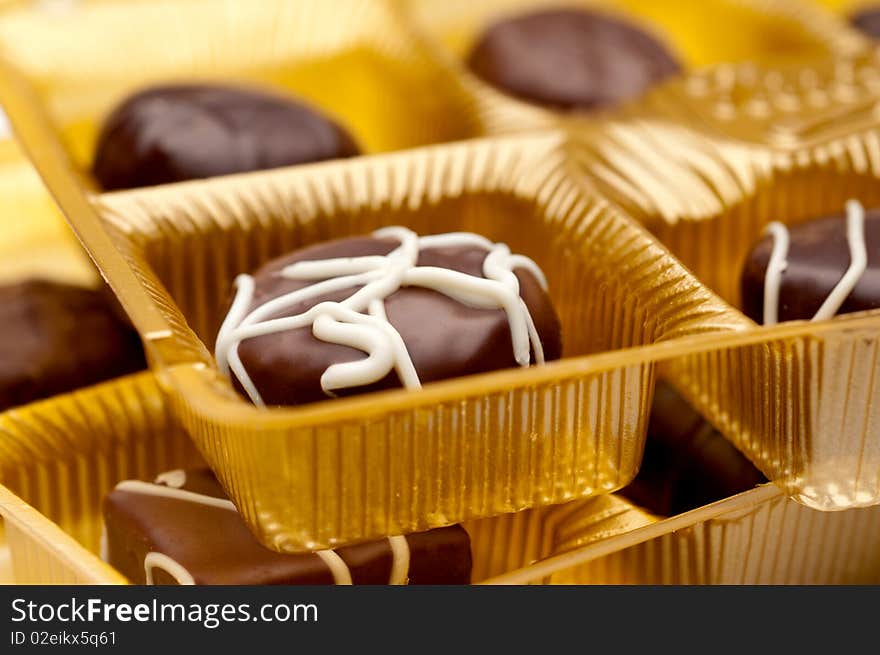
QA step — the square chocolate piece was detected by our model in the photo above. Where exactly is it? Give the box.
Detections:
[103,468,472,585]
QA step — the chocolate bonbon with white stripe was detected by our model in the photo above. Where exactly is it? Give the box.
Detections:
[102,468,472,585]
[741,201,879,325]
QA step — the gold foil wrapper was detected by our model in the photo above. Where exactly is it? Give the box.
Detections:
[402,0,865,134]
[569,54,880,509]
[484,484,880,584]
[0,373,654,584]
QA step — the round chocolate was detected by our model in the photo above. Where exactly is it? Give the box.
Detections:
[0,279,146,410]
[850,7,880,39]
[92,84,361,190]
[225,235,562,407]
[741,211,880,324]
[465,8,682,111]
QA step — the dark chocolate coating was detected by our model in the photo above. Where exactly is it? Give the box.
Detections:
[621,381,766,516]
[850,7,880,39]
[741,211,880,324]
[92,84,360,190]
[103,468,472,585]
[465,8,682,111]
[231,236,562,407]
[0,280,145,411]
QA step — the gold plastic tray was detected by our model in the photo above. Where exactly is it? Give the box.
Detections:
[0,0,861,187]
[3,0,880,545]
[402,0,866,135]
[0,134,102,584]
[568,52,880,510]
[3,370,874,586]
[0,372,655,585]
[484,483,880,584]
[0,0,483,188]
[84,132,748,551]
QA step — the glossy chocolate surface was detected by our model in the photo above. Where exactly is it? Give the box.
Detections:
[466,8,682,111]
[741,211,880,324]
[103,468,472,585]
[92,84,360,190]
[230,236,563,407]
[0,279,145,411]
[621,381,766,516]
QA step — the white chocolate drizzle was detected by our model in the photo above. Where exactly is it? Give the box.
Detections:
[315,551,353,585]
[762,199,869,325]
[145,552,195,585]
[154,469,187,488]
[214,227,548,407]
[762,222,789,326]
[109,472,413,586]
[114,479,238,512]
[387,535,411,585]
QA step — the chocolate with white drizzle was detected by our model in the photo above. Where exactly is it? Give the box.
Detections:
[103,468,472,585]
[741,201,879,324]
[215,227,562,407]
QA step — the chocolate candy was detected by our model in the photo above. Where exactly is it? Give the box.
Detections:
[465,8,682,111]
[215,227,562,407]
[850,7,880,39]
[621,381,766,516]
[741,206,880,324]
[92,84,360,190]
[0,279,145,411]
[103,468,473,585]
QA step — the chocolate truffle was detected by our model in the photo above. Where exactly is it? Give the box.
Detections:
[465,8,682,111]
[92,84,360,190]
[103,468,473,585]
[621,381,766,516]
[0,279,145,411]
[214,227,562,407]
[741,203,880,324]
[850,7,880,39]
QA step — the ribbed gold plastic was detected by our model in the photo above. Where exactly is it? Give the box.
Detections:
[83,133,744,551]
[0,373,655,584]
[567,55,880,509]
[0,373,202,584]
[483,485,880,584]
[2,0,879,547]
